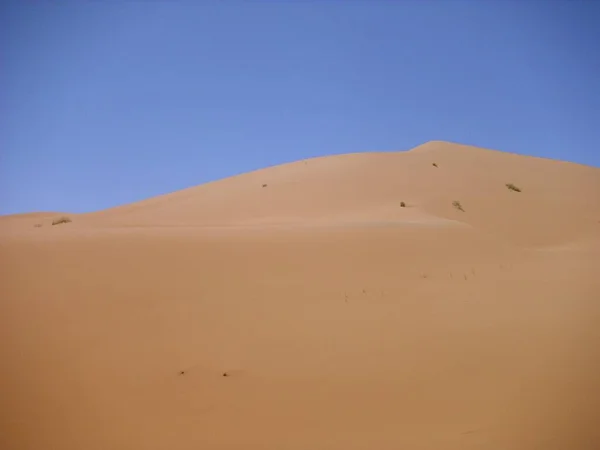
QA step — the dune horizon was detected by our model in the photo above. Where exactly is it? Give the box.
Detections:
[1,140,600,449]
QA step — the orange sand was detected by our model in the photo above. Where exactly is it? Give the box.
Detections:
[1,141,599,449]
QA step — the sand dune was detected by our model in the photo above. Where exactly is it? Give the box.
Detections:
[7,141,597,245]
[1,141,599,449]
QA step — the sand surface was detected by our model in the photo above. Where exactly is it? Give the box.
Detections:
[1,141,599,449]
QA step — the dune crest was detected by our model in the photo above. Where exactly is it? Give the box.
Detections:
[4,141,600,247]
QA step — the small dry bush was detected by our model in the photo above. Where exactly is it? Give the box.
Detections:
[52,216,72,225]
[505,183,521,192]
[452,200,464,212]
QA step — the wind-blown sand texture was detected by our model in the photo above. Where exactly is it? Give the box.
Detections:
[1,141,599,449]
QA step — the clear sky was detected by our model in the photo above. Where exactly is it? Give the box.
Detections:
[1,1,599,215]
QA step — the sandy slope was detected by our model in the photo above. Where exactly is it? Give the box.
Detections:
[1,141,599,449]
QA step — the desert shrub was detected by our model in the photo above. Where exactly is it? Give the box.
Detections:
[452,200,464,212]
[400,201,406,207]
[505,183,521,192]
[52,216,71,225]
[432,163,438,167]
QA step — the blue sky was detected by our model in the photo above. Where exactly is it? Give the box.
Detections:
[1,1,599,215]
